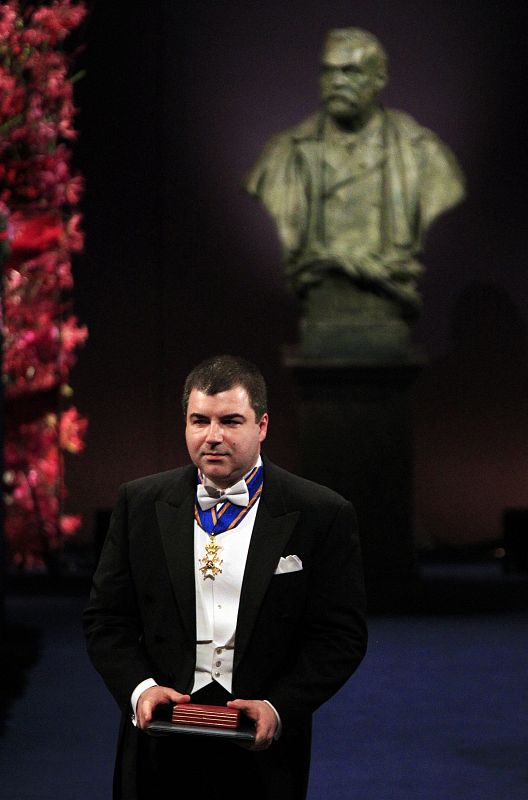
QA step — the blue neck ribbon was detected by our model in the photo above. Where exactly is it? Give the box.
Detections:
[194,465,263,534]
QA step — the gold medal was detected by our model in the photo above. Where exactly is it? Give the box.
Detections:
[199,535,223,579]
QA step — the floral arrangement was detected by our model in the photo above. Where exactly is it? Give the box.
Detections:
[1,0,88,571]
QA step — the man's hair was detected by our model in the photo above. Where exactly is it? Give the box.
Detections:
[182,354,268,419]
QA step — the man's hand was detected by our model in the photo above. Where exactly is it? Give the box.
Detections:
[227,699,278,750]
[136,686,190,730]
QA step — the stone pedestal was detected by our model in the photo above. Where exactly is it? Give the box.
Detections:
[283,348,425,611]
[299,272,416,362]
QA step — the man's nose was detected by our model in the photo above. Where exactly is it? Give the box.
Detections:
[332,69,347,87]
[206,421,223,442]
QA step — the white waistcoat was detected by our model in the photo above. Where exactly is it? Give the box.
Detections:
[192,498,260,693]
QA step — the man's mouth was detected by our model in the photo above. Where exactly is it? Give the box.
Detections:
[326,92,356,103]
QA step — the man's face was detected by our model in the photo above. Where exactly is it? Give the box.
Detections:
[319,40,385,122]
[185,385,268,489]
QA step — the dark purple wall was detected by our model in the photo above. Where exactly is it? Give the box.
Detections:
[68,0,527,551]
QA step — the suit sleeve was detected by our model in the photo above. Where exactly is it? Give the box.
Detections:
[266,499,368,728]
[82,484,154,712]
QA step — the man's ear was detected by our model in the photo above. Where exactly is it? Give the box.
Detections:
[258,413,269,441]
[375,71,388,92]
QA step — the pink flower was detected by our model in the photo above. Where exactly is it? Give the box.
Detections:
[64,174,84,205]
[2,0,88,571]
[63,211,84,250]
[60,316,88,351]
[9,211,64,255]
[45,65,67,98]
[59,514,81,535]
[31,1,87,46]
[59,406,88,453]
[0,4,17,43]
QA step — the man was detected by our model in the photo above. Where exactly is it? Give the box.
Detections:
[243,27,465,359]
[83,354,367,799]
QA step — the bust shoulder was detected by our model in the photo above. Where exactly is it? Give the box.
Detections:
[385,107,444,145]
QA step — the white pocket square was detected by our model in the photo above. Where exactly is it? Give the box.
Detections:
[274,555,303,574]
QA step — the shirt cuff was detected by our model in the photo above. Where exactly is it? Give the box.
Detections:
[130,678,158,726]
[263,699,282,739]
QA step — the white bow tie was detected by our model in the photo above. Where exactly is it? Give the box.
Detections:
[196,479,249,511]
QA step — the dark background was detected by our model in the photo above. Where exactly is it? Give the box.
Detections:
[66,0,527,557]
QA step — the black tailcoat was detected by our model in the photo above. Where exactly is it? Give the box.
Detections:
[83,456,368,799]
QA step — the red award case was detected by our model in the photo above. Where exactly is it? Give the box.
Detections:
[146,703,255,741]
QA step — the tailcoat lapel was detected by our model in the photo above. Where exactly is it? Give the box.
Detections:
[155,465,197,645]
[234,460,300,670]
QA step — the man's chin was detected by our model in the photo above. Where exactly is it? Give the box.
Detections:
[325,98,358,120]
[201,458,231,480]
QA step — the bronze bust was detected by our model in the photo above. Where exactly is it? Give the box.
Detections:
[243,27,466,360]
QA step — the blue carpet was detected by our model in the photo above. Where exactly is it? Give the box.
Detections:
[309,614,528,799]
[0,586,527,799]
[0,594,118,800]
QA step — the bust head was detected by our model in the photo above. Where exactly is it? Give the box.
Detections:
[320,27,388,124]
